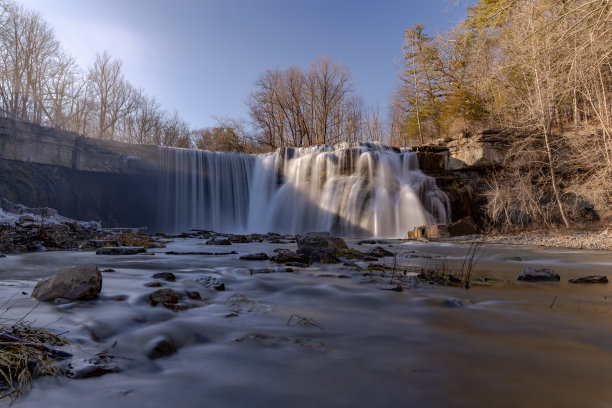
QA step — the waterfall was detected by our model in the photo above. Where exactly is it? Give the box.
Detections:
[158,143,450,237]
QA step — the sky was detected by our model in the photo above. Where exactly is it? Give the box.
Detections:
[20,0,476,129]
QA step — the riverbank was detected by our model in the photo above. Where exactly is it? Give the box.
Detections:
[435,228,612,251]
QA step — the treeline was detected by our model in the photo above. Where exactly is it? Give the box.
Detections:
[393,0,612,228]
[0,1,195,148]
[0,0,386,153]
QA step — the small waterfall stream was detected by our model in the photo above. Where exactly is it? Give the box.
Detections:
[158,143,450,237]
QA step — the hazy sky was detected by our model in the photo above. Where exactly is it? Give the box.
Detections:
[20,0,475,129]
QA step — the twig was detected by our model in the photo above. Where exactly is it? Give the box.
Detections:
[550,296,558,308]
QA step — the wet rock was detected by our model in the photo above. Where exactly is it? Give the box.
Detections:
[285,262,308,268]
[96,246,147,255]
[0,254,6,258]
[517,267,560,282]
[366,246,394,258]
[152,272,176,281]
[239,253,269,261]
[146,336,177,359]
[32,265,102,301]
[295,232,346,264]
[195,275,226,291]
[228,235,249,243]
[149,288,179,305]
[82,240,120,250]
[569,275,608,284]
[101,268,115,273]
[163,303,190,311]
[271,249,307,264]
[145,281,163,287]
[248,267,294,275]
[66,354,119,378]
[166,250,237,255]
[357,240,378,245]
[205,238,232,246]
[185,290,202,300]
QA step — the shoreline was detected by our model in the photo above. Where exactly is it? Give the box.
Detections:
[431,228,612,251]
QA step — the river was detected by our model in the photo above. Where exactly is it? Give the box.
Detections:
[1,238,611,408]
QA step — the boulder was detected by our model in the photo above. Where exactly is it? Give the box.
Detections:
[152,272,176,281]
[149,288,179,305]
[517,267,560,282]
[239,253,269,261]
[271,249,307,264]
[205,238,232,246]
[569,275,608,284]
[95,246,146,255]
[32,265,102,301]
[409,224,449,239]
[195,275,226,291]
[366,246,394,258]
[146,335,177,359]
[447,216,478,237]
[295,232,347,264]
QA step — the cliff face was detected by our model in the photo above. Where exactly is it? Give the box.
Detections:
[0,118,160,228]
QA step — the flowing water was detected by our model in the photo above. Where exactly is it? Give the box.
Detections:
[1,240,612,408]
[158,143,450,237]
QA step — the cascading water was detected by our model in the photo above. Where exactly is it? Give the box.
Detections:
[158,143,450,237]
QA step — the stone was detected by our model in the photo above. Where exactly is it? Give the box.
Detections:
[32,265,102,301]
[195,275,226,291]
[239,253,269,261]
[205,238,232,246]
[95,246,147,255]
[146,336,177,359]
[569,275,608,284]
[295,232,346,264]
[152,272,176,281]
[65,354,119,378]
[447,216,478,237]
[409,224,449,239]
[517,267,560,282]
[145,281,163,287]
[185,290,202,300]
[271,249,307,264]
[228,235,249,243]
[149,288,179,305]
[366,246,394,258]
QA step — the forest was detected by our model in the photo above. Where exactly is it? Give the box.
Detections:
[1,0,611,230]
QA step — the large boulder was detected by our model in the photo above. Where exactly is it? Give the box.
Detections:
[409,224,449,239]
[32,265,102,301]
[447,216,478,237]
[517,267,560,282]
[295,232,347,264]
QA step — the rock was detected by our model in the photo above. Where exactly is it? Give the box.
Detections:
[101,268,115,272]
[239,253,269,261]
[569,275,608,284]
[271,249,307,264]
[517,267,560,282]
[32,265,102,301]
[145,281,163,287]
[285,262,308,268]
[95,246,147,255]
[295,232,346,264]
[357,240,377,245]
[146,336,177,359]
[248,267,294,275]
[152,272,176,281]
[66,354,119,378]
[447,216,478,237]
[185,290,202,300]
[195,275,226,291]
[366,246,394,258]
[0,254,6,258]
[149,288,179,305]
[409,224,449,239]
[228,235,249,243]
[205,238,232,246]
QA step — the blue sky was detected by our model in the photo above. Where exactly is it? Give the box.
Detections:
[21,0,476,129]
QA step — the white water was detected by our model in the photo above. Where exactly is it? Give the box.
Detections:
[159,143,450,237]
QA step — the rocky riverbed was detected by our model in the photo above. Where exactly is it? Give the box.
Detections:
[0,232,611,408]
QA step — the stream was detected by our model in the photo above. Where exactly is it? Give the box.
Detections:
[1,238,611,408]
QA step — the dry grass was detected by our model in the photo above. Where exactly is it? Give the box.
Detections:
[0,314,70,399]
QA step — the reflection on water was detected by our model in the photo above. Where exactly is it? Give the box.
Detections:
[1,239,612,408]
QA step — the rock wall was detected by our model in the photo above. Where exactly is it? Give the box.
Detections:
[0,118,160,228]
